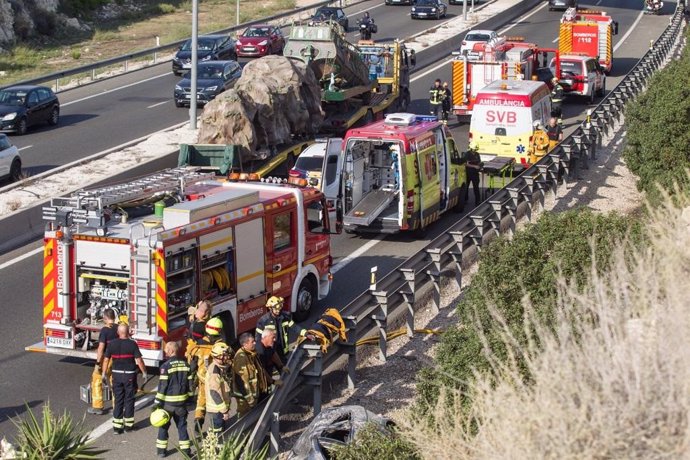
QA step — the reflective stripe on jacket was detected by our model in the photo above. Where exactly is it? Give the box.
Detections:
[155,357,192,407]
[255,312,305,356]
[232,348,269,406]
[205,361,231,414]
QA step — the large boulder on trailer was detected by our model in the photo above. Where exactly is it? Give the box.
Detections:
[198,55,325,162]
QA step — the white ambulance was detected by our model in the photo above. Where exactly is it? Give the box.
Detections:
[468,79,551,167]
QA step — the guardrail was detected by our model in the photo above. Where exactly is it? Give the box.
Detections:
[238,5,686,454]
[0,0,351,91]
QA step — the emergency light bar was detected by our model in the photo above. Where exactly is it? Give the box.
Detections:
[384,113,437,126]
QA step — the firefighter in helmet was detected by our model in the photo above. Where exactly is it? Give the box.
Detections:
[185,316,225,434]
[205,342,233,434]
[550,77,564,125]
[255,296,310,363]
[232,332,269,418]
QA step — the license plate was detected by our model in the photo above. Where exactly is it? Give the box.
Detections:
[182,63,191,68]
[418,12,427,15]
[244,47,255,51]
[185,94,191,99]
[46,336,73,348]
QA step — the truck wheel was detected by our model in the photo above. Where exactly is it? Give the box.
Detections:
[294,278,316,322]
[454,184,467,213]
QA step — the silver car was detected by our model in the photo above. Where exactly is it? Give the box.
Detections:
[549,0,578,11]
[0,134,21,182]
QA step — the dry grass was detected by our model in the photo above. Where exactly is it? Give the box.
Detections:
[400,192,690,459]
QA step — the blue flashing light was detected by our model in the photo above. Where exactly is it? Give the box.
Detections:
[415,115,438,123]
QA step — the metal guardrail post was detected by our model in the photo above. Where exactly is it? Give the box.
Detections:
[371,290,389,361]
[487,199,505,235]
[270,412,280,457]
[425,248,446,313]
[468,215,486,250]
[519,177,535,218]
[341,315,357,390]
[535,164,555,201]
[571,133,588,173]
[448,231,465,287]
[399,268,416,338]
[301,344,324,415]
[504,191,519,236]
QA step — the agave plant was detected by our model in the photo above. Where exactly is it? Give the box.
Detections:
[12,403,107,460]
[181,429,269,460]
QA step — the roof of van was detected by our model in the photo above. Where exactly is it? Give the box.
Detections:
[345,115,443,139]
[476,79,548,96]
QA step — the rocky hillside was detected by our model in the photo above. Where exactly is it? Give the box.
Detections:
[0,0,91,50]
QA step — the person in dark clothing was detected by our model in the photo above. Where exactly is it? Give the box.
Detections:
[546,117,563,143]
[153,341,192,458]
[465,142,482,205]
[550,77,564,122]
[88,308,118,415]
[255,296,310,363]
[187,300,211,345]
[256,328,285,377]
[102,323,147,434]
[441,81,452,124]
[429,79,443,118]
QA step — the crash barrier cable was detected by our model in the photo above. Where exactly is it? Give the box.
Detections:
[232,5,687,455]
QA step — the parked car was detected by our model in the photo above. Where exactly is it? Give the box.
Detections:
[0,85,60,135]
[460,29,498,55]
[310,6,349,31]
[551,55,606,103]
[0,134,21,182]
[172,35,237,76]
[549,0,577,11]
[411,0,448,19]
[289,142,328,187]
[174,61,242,108]
[235,25,286,57]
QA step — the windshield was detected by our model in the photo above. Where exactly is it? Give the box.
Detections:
[416,0,436,6]
[294,155,324,172]
[243,27,270,37]
[181,38,218,51]
[0,90,26,106]
[315,8,336,18]
[556,60,583,76]
[465,33,491,41]
[197,65,225,79]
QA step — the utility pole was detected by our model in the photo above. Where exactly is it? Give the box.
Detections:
[189,0,198,129]
[236,0,240,26]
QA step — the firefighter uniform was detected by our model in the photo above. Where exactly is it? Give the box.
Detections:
[440,84,452,123]
[232,347,269,417]
[154,356,193,456]
[429,83,444,117]
[186,319,225,431]
[90,322,117,413]
[551,80,564,121]
[205,360,232,434]
[255,311,305,362]
[105,338,143,433]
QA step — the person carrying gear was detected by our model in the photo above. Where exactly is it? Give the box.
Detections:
[187,300,212,346]
[185,316,225,434]
[530,121,551,164]
[441,81,452,124]
[232,333,269,418]
[550,77,564,124]
[205,342,233,435]
[88,308,118,415]
[298,308,347,353]
[255,296,310,363]
[153,342,193,458]
[102,323,147,434]
[429,79,443,118]
[465,142,482,206]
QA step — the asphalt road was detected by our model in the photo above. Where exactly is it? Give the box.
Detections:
[0,0,675,456]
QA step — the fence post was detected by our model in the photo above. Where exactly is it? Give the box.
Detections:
[399,268,416,338]
[341,315,357,390]
[301,344,323,415]
[372,290,389,362]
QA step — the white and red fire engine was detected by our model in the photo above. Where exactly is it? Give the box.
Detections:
[29,168,340,365]
[558,8,617,73]
[451,37,560,117]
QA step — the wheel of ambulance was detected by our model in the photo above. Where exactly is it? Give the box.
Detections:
[293,277,316,322]
[454,183,467,213]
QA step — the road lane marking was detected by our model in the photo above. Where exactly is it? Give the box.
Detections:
[0,247,42,270]
[614,10,644,52]
[552,36,559,43]
[411,57,454,82]
[351,2,386,15]
[595,0,602,5]
[332,236,385,274]
[147,100,169,109]
[18,145,33,151]
[61,73,171,107]
[498,1,547,35]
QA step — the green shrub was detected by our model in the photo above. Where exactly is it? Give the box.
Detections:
[416,209,643,412]
[13,403,107,459]
[181,430,267,460]
[623,39,690,206]
[71,49,82,60]
[158,3,177,14]
[331,423,421,460]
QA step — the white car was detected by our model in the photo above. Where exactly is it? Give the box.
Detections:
[460,29,498,56]
[289,142,329,188]
[551,55,607,103]
[0,133,21,182]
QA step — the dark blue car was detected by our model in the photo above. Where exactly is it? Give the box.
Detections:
[172,35,237,76]
[0,85,60,135]
[174,61,242,107]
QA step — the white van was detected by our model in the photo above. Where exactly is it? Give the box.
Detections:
[469,79,551,167]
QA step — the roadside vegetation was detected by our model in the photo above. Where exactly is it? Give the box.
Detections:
[0,0,296,85]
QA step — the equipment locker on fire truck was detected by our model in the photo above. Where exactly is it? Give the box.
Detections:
[558,8,618,73]
[28,168,340,366]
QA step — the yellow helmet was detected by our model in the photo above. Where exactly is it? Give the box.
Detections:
[205,317,223,337]
[211,341,230,358]
[266,296,284,310]
[150,408,169,428]
[468,141,479,151]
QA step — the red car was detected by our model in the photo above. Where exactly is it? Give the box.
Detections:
[235,25,285,57]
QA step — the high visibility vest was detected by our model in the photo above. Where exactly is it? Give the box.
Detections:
[155,357,193,406]
[429,86,443,105]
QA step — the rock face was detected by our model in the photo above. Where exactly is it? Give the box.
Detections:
[198,55,325,163]
[0,0,90,47]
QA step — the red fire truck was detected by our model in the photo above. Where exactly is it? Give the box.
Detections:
[559,8,618,73]
[29,168,340,365]
[451,37,559,117]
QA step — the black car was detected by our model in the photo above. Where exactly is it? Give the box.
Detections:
[411,0,448,19]
[311,6,349,31]
[0,85,60,135]
[174,61,242,107]
[172,35,237,76]
[386,0,414,5]
[548,0,577,10]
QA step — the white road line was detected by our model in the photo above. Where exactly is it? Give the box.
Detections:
[18,145,33,151]
[411,57,454,82]
[595,0,602,5]
[147,100,169,109]
[552,36,559,43]
[498,1,547,35]
[332,236,385,274]
[61,73,171,107]
[0,246,42,270]
[88,394,154,441]
[614,10,644,52]
[351,2,386,15]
